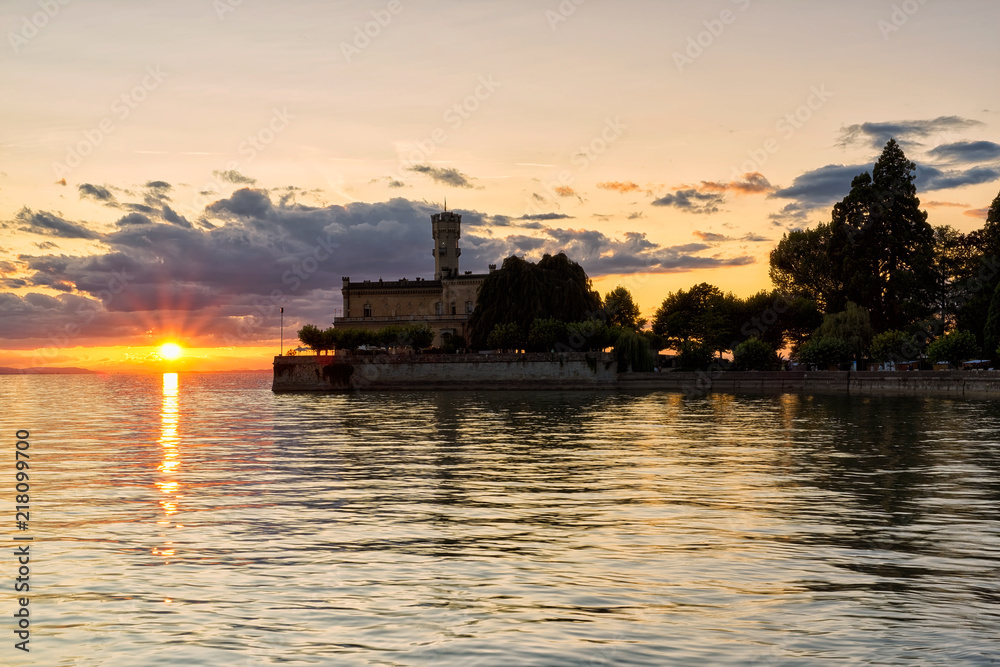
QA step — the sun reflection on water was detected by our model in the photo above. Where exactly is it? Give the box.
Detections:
[156,373,182,560]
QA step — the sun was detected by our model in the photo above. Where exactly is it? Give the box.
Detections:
[158,343,183,361]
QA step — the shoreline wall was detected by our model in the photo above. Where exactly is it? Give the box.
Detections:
[272,352,618,391]
[618,370,1000,397]
[272,356,1000,396]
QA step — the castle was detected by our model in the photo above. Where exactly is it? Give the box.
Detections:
[334,208,495,346]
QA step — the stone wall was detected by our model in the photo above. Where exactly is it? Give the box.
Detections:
[617,370,1000,397]
[272,352,618,391]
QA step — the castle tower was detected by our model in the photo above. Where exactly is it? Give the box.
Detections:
[431,209,461,280]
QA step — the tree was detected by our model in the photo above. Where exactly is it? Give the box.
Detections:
[796,337,853,368]
[869,330,910,363]
[676,341,714,371]
[614,329,654,372]
[652,283,736,354]
[468,253,601,349]
[297,324,327,353]
[927,330,979,367]
[732,337,780,371]
[527,318,567,352]
[983,282,1000,359]
[603,285,645,330]
[768,224,839,310]
[486,322,522,351]
[401,324,435,352]
[811,302,874,362]
[827,139,937,331]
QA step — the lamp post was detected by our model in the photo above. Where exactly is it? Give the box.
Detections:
[279,307,284,356]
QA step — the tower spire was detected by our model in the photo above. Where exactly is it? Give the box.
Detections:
[444,196,447,212]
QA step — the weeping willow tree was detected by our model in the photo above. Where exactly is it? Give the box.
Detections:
[468,253,602,349]
[614,329,654,372]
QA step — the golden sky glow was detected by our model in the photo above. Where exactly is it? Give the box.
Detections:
[2,1,999,371]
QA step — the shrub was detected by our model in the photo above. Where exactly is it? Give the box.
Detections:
[732,337,779,371]
[927,330,979,367]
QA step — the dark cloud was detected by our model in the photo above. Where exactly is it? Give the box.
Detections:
[2,191,755,346]
[837,116,983,149]
[769,164,868,209]
[651,189,725,214]
[693,231,729,242]
[115,213,155,227]
[406,165,475,188]
[213,170,257,185]
[78,184,115,202]
[917,164,1000,191]
[927,140,1000,164]
[7,207,101,240]
[162,206,192,229]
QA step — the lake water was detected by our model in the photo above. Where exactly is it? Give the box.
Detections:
[1,373,999,666]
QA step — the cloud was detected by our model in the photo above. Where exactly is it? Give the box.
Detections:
[926,140,1000,164]
[837,116,983,149]
[518,213,573,221]
[769,164,868,210]
[554,186,577,197]
[597,181,642,194]
[78,183,116,202]
[0,190,759,347]
[407,164,474,188]
[650,189,724,214]
[492,227,753,275]
[692,230,771,243]
[917,164,1000,191]
[695,172,775,195]
[6,207,101,240]
[924,200,970,208]
[213,170,257,185]
[965,207,990,219]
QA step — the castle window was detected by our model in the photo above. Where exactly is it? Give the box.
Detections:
[363,303,372,318]
[451,302,456,315]
[435,302,443,315]
[465,301,474,314]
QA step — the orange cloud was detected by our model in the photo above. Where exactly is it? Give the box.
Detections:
[597,181,642,193]
[554,185,577,197]
[964,207,989,219]
[925,200,970,208]
[686,172,775,195]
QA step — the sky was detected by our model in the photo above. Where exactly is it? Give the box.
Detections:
[2,0,999,371]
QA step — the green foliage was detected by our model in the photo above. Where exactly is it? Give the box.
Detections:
[468,253,601,349]
[768,224,839,310]
[732,337,779,371]
[770,140,938,332]
[869,329,910,362]
[527,318,567,352]
[796,337,853,368]
[984,282,1000,359]
[614,329,654,372]
[812,302,874,361]
[927,330,979,366]
[441,334,466,354]
[603,285,645,330]
[676,341,714,371]
[402,324,435,352]
[652,283,736,353]
[486,322,522,351]
[297,324,326,352]
[566,320,618,351]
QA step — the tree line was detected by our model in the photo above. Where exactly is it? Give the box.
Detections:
[657,139,1000,369]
